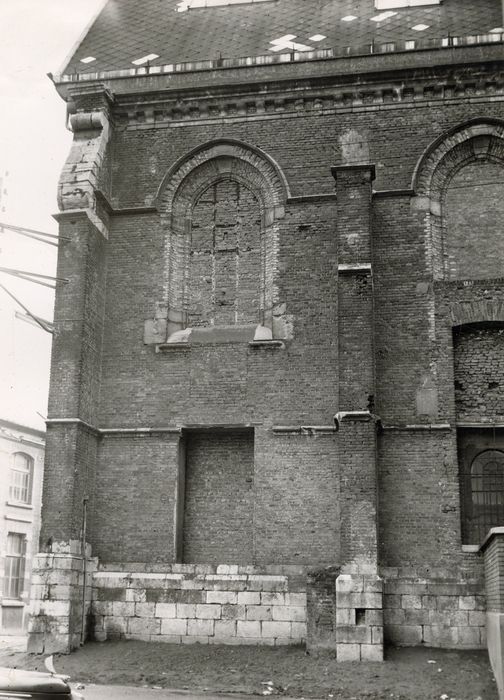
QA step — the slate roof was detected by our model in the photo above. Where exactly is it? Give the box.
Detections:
[61,0,502,77]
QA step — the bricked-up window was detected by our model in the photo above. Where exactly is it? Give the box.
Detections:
[460,449,504,545]
[187,179,262,327]
[453,324,504,424]
[9,453,33,504]
[182,429,254,564]
[443,160,504,280]
[4,533,27,599]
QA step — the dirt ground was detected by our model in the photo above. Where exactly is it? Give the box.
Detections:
[0,642,498,700]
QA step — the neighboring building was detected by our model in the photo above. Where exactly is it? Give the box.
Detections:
[0,223,52,639]
[0,419,44,635]
[29,0,504,666]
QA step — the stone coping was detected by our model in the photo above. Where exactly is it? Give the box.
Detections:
[96,563,310,575]
[479,527,504,553]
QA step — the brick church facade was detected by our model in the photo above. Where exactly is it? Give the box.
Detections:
[30,0,504,668]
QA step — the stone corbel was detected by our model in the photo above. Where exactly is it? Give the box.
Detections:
[58,93,112,237]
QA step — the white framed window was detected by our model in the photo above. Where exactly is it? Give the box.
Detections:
[4,533,27,599]
[9,452,34,505]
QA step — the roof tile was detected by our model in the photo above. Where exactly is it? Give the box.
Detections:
[63,0,502,75]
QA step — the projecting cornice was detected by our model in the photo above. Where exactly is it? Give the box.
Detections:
[87,60,504,129]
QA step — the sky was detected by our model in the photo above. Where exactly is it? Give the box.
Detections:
[0,0,105,430]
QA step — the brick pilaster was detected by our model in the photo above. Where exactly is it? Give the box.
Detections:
[332,164,383,661]
[29,92,111,654]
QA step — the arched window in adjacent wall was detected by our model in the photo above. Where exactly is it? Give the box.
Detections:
[10,452,33,505]
[460,449,504,545]
[443,159,504,280]
[413,120,504,281]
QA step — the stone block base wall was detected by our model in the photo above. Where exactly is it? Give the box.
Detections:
[27,542,96,654]
[27,558,489,654]
[382,568,486,649]
[336,574,384,662]
[93,565,307,646]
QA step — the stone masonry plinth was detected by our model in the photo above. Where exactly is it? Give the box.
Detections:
[92,566,307,646]
[28,542,96,654]
[336,574,384,661]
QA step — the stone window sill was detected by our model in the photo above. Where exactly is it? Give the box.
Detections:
[157,339,286,351]
[156,343,191,352]
[461,544,480,553]
[1,599,25,607]
[6,501,33,510]
[248,340,285,349]
[155,324,286,352]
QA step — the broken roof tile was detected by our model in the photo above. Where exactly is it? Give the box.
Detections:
[64,0,502,76]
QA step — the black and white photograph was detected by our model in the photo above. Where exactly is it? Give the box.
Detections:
[0,1,503,698]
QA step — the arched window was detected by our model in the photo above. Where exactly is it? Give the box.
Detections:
[413,120,504,281]
[443,160,504,280]
[149,140,290,345]
[461,448,504,544]
[9,453,34,505]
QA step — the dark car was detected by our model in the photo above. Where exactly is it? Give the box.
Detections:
[0,665,84,699]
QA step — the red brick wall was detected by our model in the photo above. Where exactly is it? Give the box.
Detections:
[183,430,254,564]
[254,432,339,566]
[93,435,179,562]
[45,57,504,609]
[443,161,504,281]
[454,325,504,423]
[189,180,262,327]
[378,431,462,569]
[109,103,504,206]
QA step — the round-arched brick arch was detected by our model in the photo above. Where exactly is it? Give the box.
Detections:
[412,119,504,280]
[155,139,290,339]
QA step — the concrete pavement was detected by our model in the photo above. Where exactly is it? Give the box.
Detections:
[0,635,26,653]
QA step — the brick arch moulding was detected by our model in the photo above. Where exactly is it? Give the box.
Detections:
[411,118,504,281]
[144,140,292,347]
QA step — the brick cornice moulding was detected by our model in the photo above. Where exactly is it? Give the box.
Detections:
[46,418,100,436]
[381,423,452,431]
[108,67,504,128]
[94,189,158,216]
[338,263,372,274]
[373,188,415,198]
[46,419,183,437]
[53,209,97,224]
[272,425,337,436]
[332,164,376,180]
[100,427,182,437]
[456,422,504,428]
